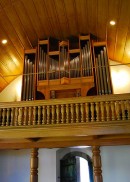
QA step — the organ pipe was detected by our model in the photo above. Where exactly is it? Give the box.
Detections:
[22,35,113,101]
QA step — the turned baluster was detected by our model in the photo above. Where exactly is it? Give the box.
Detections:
[90,103,95,122]
[80,103,84,123]
[106,102,110,121]
[51,105,55,124]
[92,146,103,182]
[47,105,50,124]
[110,101,115,121]
[28,107,32,125]
[116,101,120,120]
[24,107,27,126]
[76,103,79,123]
[70,104,74,123]
[6,108,10,126]
[56,105,60,124]
[42,106,46,125]
[121,101,125,120]
[2,108,6,126]
[127,100,130,120]
[0,108,2,125]
[100,102,105,122]
[95,102,99,122]
[61,105,65,124]
[85,103,89,122]
[33,106,37,125]
[14,107,18,126]
[66,104,69,123]
[37,106,41,125]
[18,107,23,126]
[30,148,38,182]
[10,108,14,126]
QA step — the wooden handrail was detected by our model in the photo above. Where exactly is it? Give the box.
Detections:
[0,93,130,108]
[0,93,130,127]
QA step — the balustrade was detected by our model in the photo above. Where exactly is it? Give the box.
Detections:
[0,94,130,127]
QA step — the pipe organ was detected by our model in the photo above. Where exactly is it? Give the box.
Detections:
[93,42,113,95]
[21,35,113,100]
[21,49,36,101]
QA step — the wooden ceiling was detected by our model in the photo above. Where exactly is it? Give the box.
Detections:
[0,0,130,92]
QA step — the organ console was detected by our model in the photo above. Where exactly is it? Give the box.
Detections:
[21,34,113,101]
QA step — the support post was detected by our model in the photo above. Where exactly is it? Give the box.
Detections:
[30,148,39,182]
[92,146,103,182]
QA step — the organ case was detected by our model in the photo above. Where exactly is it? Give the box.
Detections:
[37,35,95,99]
[21,34,113,100]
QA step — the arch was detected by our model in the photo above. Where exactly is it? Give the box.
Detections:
[36,91,45,100]
[62,151,92,163]
[87,87,97,96]
[60,151,93,182]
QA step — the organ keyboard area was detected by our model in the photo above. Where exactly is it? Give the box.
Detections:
[21,35,113,100]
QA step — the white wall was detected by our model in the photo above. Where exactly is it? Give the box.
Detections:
[109,61,130,94]
[39,148,57,182]
[0,146,130,182]
[0,148,57,182]
[0,149,30,182]
[101,146,130,182]
[0,75,22,102]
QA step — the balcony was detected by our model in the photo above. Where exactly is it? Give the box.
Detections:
[0,93,130,149]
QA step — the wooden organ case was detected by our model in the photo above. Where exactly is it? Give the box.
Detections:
[21,35,113,101]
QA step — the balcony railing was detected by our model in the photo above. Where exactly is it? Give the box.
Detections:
[0,93,130,127]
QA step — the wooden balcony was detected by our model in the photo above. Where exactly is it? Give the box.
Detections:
[0,93,130,149]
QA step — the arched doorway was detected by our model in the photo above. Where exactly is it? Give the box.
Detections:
[60,151,93,182]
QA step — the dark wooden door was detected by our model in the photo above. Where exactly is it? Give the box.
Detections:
[60,156,77,182]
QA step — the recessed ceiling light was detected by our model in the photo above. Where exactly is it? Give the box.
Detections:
[110,20,116,26]
[2,39,7,44]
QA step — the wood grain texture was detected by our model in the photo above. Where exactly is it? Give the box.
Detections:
[0,0,130,92]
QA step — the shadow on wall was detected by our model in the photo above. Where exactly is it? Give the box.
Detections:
[0,76,22,102]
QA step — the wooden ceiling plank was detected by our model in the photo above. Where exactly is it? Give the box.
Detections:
[122,28,130,64]
[75,0,88,34]
[63,0,78,36]
[114,1,130,63]
[97,0,108,41]
[0,26,23,68]
[85,0,98,37]
[53,0,70,38]
[33,0,55,38]
[0,0,10,8]
[42,0,57,38]
[0,58,14,73]
[43,0,63,39]
[3,3,32,49]
[107,0,122,60]
[0,75,8,85]
[0,9,24,58]
[0,77,7,87]
[73,0,79,33]
[13,0,38,46]
[21,0,46,39]
[0,65,10,79]
[32,0,48,38]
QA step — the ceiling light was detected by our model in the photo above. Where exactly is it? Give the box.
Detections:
[2,39,7,44]
[110,20,116,26]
